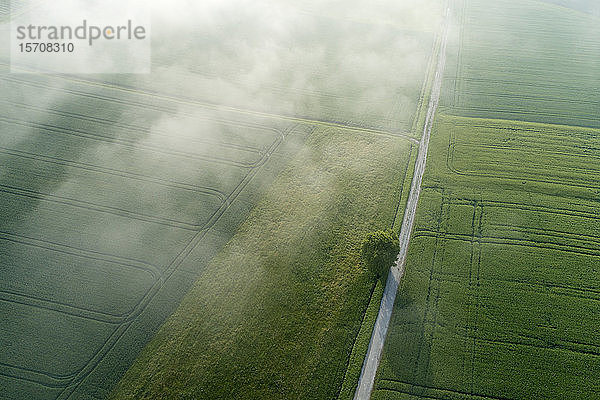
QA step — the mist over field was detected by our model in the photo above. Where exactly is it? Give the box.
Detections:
[2,0,599,399]
[0,0,444,399]
[139,0,443,132]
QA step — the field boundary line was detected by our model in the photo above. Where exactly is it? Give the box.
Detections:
[420,195,600,219]
[0,184,205,230]
[446,137,600,189]
[412,193,446,382]
[441,114,600,135]
[0,146,227,202]
[413,230,600,258]
[0,147,228,201]
[448,331,600,359]
[0,76,286,143]
[353,5,450,399]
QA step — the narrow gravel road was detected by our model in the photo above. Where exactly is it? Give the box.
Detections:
[353,7,451,400]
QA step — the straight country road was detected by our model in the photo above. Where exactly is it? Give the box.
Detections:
[352,6,451,400]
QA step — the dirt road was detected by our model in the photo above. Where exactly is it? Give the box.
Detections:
[352,7,450,400]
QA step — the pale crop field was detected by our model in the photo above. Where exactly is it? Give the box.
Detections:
[0,67,316,400]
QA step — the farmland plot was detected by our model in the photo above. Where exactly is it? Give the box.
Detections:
[110,127,415,400]
[372,115,600,400]
[441,0,600,128]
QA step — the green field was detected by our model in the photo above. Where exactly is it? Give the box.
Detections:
[373,116,600,399]
[374,0,600,399]
[0,0,440,398]
[6,0,596,399]
[110,127,414,400]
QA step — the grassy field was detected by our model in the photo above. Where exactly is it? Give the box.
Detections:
[338,280,386,400]
[110,127,414,400]
[373,0,600,399]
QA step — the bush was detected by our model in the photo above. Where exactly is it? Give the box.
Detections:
[361,230,399,279]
